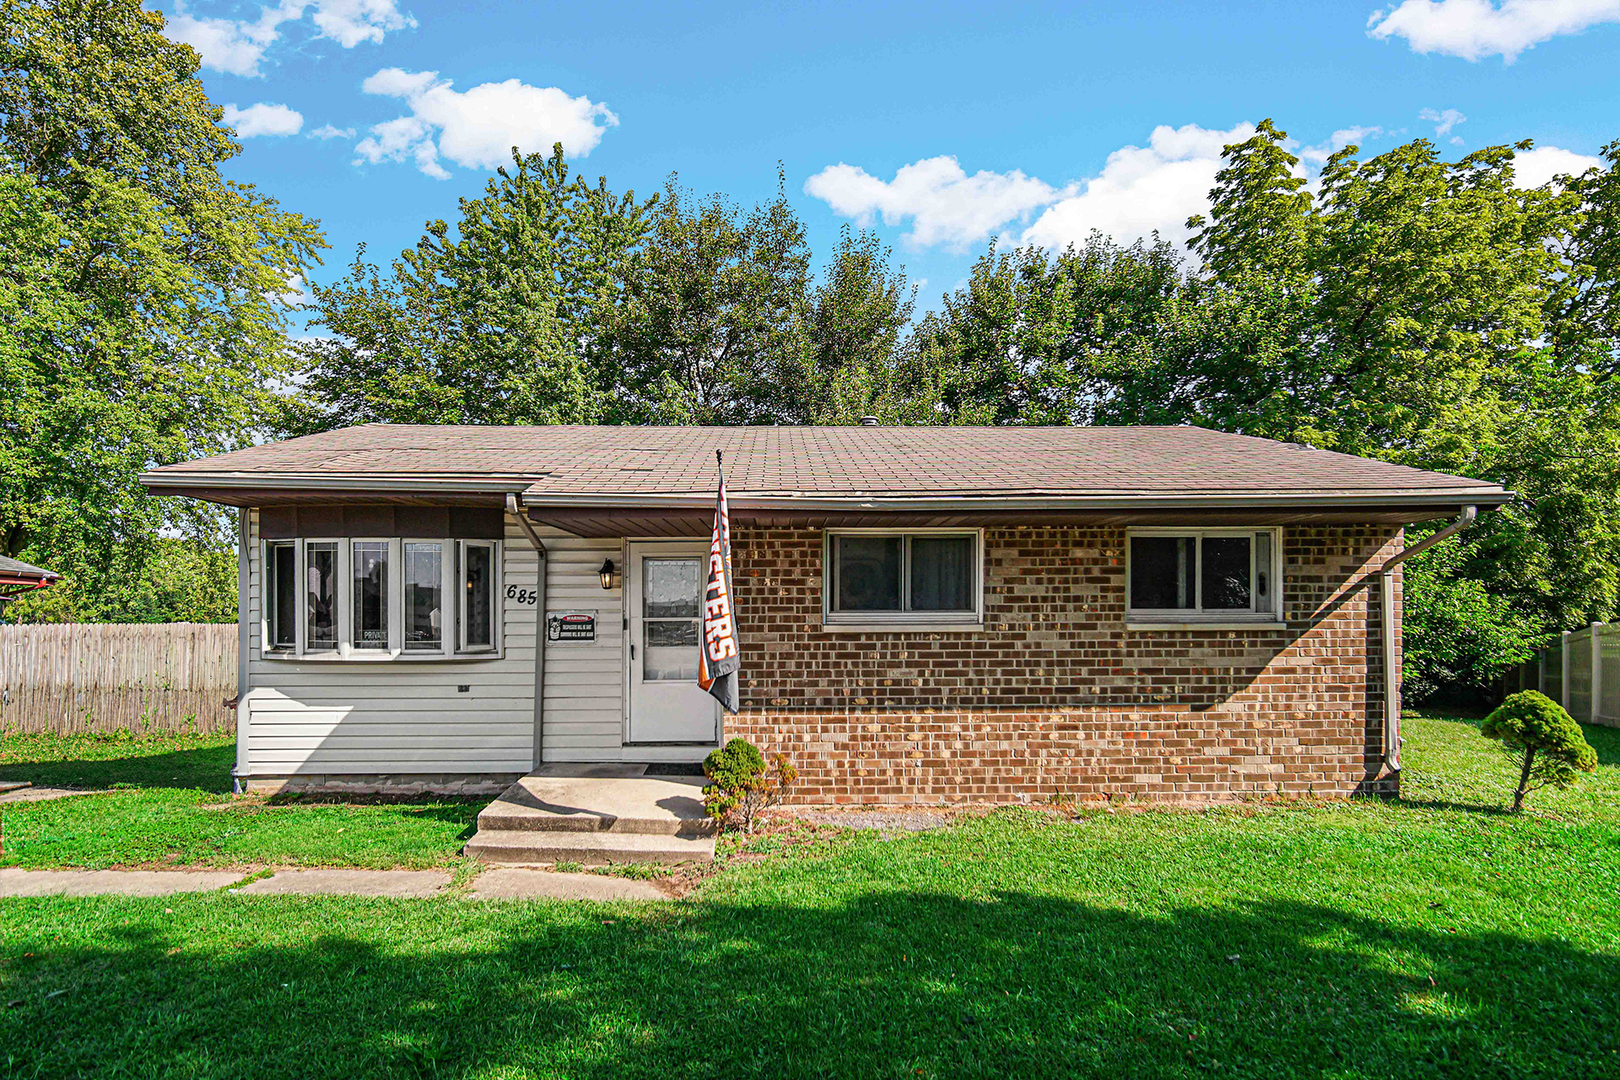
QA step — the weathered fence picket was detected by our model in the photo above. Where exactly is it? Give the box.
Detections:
[0,623,237,735]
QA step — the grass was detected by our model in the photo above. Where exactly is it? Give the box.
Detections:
[1,714,1618,1078]
[0,732,481,869]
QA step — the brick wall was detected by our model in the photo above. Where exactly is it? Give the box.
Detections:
[725,525,1401,805]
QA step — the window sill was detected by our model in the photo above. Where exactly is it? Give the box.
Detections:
[817,620,985,634]
[1124,619,1289,632]
[258,650,504,662]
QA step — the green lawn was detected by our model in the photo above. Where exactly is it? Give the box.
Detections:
[0,732,481,869]
[2,714,1618,1078]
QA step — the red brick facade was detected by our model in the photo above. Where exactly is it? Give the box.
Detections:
[725,525,1402,805]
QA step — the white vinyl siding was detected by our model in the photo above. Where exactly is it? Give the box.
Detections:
[242,509,541,777]
[535,536,624,761]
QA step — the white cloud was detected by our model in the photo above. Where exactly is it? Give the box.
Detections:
[164,1,416,77]
[167,3,294,77]
[802,158,1073,250]
[1419,107,1467,136]
[807,123,1265,254]
[1021,122,1259,251]
[307,123,356,140]
[1298,126,1383,165]
[308,0,416,47]
[1514,145,1605,187]
[1368,0,1620,63]
[221,101,304,137]
[354,68,618,178]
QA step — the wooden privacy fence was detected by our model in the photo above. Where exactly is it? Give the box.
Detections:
[0,623,237,735]
[1502,624,1620,727]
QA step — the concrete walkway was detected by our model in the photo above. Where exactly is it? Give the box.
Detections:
[0,785,97,805]
[0,868,240,897]
[469,867,667,901]
[0,866,672,900]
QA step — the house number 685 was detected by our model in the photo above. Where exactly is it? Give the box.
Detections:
[505,585,537,605]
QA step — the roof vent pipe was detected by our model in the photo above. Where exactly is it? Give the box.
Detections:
[860,416,880,426]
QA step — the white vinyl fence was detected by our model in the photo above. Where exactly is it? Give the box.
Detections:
[1503,624,1620,727]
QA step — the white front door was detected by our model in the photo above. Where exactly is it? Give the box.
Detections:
[626,542,720,745]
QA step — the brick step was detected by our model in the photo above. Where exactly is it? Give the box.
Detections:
[463,829,715,866]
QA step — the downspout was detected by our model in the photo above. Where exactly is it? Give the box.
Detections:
[1377,505,1478,775]
[232,507,251,795]
[506,494,549,768]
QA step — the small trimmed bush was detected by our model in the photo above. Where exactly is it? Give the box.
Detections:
[1481,690,1598,811]
[702,738,796,833]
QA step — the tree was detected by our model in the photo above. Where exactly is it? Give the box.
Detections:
[604,173,813,424]
[1481,690,1598,811]
[1401,535,1543,705]
[0,0,322,621]
[796,226,917,423]
[291,145,648,430]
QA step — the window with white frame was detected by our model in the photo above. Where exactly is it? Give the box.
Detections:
[262,537,501,658]
[1126,528,1280,621]
[823,529,982,624]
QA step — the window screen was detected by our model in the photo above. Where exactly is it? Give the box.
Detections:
[305,542,338,652]
[829,533,977,616]
[1129,531,1277,616]
[404,542,442,652]
[352,541,390,649]
[267,543,296,649]
[461,542,494,650]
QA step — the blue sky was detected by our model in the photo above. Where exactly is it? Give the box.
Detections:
[158,0,1620,311]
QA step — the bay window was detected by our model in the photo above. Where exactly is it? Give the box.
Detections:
[1127,528,1281,623]
[263,537,500,659]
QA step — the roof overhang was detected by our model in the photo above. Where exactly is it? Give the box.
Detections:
[142,469,1513,532]
[139,471,534,507]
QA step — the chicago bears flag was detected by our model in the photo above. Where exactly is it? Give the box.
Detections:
[698,450,741,713]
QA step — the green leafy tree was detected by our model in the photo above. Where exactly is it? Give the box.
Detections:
[0,0,322,621]
[1401,535,1543,704]
[292,145,648,430]
[605,173,813,424]
[1481,690,1598,811]
[797,226,917,423]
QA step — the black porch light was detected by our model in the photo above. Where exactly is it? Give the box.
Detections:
[599,558,616,591]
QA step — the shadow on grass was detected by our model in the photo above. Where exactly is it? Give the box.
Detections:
[0,743,236,794]
[2,892,1614,1078]
[1583,722,1620,768]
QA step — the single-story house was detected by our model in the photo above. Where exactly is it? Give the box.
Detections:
[142,423,1510,804]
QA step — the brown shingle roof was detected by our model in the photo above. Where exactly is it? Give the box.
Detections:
[143,424,1509,508]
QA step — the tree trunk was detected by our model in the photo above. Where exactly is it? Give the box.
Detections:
[1513,746,1536,812]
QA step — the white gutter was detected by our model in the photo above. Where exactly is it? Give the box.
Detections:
[520,490,1511,513]
[233,508,251,795]
[506,494,549,769]
[1377,505,1479,776]
[141,472,536,495]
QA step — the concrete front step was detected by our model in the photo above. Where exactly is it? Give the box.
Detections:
[476,772,717,838]
[463,828,716,866]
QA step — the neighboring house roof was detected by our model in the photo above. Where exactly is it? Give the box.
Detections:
[141,424,1511,533]
[0,555,59,589]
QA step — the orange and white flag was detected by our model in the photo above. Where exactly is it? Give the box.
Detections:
[698,450,740,713]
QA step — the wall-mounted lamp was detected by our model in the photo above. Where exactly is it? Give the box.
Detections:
[599,558,616,591]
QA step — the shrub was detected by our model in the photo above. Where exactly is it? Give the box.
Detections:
[702,737,796,833]
[1481,690,1598,811]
